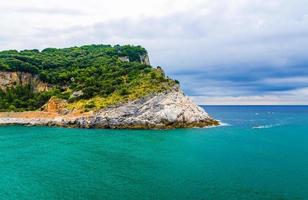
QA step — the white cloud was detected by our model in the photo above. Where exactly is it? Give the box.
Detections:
[2,0,308,69]
[1,0,308,104]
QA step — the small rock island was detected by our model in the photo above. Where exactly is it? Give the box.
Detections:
[0,44,218,129]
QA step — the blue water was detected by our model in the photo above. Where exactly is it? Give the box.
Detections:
[0,106,308,200]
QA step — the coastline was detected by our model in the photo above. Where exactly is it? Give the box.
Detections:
[0,89,219,129]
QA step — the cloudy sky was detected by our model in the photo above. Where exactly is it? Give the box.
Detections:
[1,0,308,105]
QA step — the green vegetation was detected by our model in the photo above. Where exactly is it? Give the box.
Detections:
[0,85,60,112]
[0,44,176,112]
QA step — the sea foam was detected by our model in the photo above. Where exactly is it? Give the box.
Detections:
[252,124,281,129]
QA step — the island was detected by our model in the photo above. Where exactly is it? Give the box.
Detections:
[0,44,218,129]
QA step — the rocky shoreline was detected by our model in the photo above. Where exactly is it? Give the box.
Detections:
[0,88,218,129]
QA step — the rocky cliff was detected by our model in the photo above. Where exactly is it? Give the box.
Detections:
[140,54,150,65]
[0,71,49,92]
[0,87,218,129]
[118,53,151,65]
[0,44,218,129]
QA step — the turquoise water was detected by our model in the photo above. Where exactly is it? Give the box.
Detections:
[0,106,308,200]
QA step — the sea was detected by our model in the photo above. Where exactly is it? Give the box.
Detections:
[0,106,307,200]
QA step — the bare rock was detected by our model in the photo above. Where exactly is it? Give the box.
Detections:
[84,87,218,129]
[41,97,69,115]
[0,71,49,92]
[70,90,84,99]
[0,87,219,129]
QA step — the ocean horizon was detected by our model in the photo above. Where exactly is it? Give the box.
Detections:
[0,105,307,199]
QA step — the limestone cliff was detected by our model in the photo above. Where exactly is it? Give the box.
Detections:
[0,71,49,92]
[119,54,150,65]
[0,87,218,129]
[140,54,150,65]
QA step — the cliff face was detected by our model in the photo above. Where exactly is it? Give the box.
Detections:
[0,87,219,129]
[140,54,150,65]
[118,54,151,65]
[0,71,49,92]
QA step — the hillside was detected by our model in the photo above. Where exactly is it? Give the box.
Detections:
[0,44,218,129]
[0,44,176,112]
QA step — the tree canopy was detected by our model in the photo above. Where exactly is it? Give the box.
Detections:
[0,44,176,112]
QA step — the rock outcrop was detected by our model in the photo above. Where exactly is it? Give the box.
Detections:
[41,97,70,115]
[88,87,217,129]
[0,71,49,92]
[0,87,218,129]
[140,54,150,65]
[118,54,150,65]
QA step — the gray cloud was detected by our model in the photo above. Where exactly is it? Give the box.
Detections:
[192,87,308,105]
[1,0,308,104]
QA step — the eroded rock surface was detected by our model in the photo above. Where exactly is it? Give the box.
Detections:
[0,71,49,92]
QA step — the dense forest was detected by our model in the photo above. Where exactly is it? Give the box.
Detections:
[0,44,177,112]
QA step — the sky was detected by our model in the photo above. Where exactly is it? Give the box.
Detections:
[1,0,308,105]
